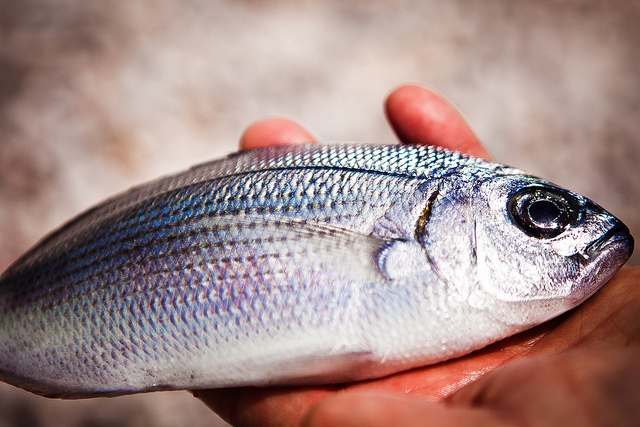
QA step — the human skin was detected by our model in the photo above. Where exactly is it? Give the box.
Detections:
[194,84,640,427]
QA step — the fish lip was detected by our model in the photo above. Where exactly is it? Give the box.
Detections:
[583,223,634,259]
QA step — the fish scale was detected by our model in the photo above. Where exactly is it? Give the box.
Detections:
[0,143,633,398]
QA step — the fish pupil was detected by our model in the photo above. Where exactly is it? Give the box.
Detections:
[528,199,561,226]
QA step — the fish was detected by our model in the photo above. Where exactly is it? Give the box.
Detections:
[0,143,633,398]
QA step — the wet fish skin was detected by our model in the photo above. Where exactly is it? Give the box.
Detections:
[0,143,633,398]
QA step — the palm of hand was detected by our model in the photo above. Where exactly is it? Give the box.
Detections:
[195,85,640,427]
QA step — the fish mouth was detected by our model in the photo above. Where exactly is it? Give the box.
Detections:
[566,222,634,304]
[583,223,634,259]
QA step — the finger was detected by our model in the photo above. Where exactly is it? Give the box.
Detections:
[560,267,640,350]
[239,117,317,150]
[301,391,512,427]
[194,386,336,427]
[385,84,492,160]
[448,347,640,426]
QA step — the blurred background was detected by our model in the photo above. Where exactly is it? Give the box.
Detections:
[0,0,639,425]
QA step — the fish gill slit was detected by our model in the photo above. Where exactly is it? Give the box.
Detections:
[414,189,447,283]
[471,220,478,268]
[414,189,440,241]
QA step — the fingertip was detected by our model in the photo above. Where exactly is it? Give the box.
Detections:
[239,117,317,150]
[385,84,492,161]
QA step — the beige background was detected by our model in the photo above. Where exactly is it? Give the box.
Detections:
[0,1,638,426]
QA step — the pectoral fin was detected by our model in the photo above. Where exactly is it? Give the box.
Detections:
[210,215,392,282]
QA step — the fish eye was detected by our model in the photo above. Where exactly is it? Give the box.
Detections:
[508,187,579,239]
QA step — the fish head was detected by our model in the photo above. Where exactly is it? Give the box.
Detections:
[417,168,633,326]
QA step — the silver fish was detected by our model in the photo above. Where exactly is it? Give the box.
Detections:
[0,143,633,398]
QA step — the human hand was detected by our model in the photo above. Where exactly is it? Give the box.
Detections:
[194,84,640,426]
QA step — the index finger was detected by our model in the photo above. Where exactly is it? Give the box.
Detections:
[385,84,493,161]
[239,117,317,150]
